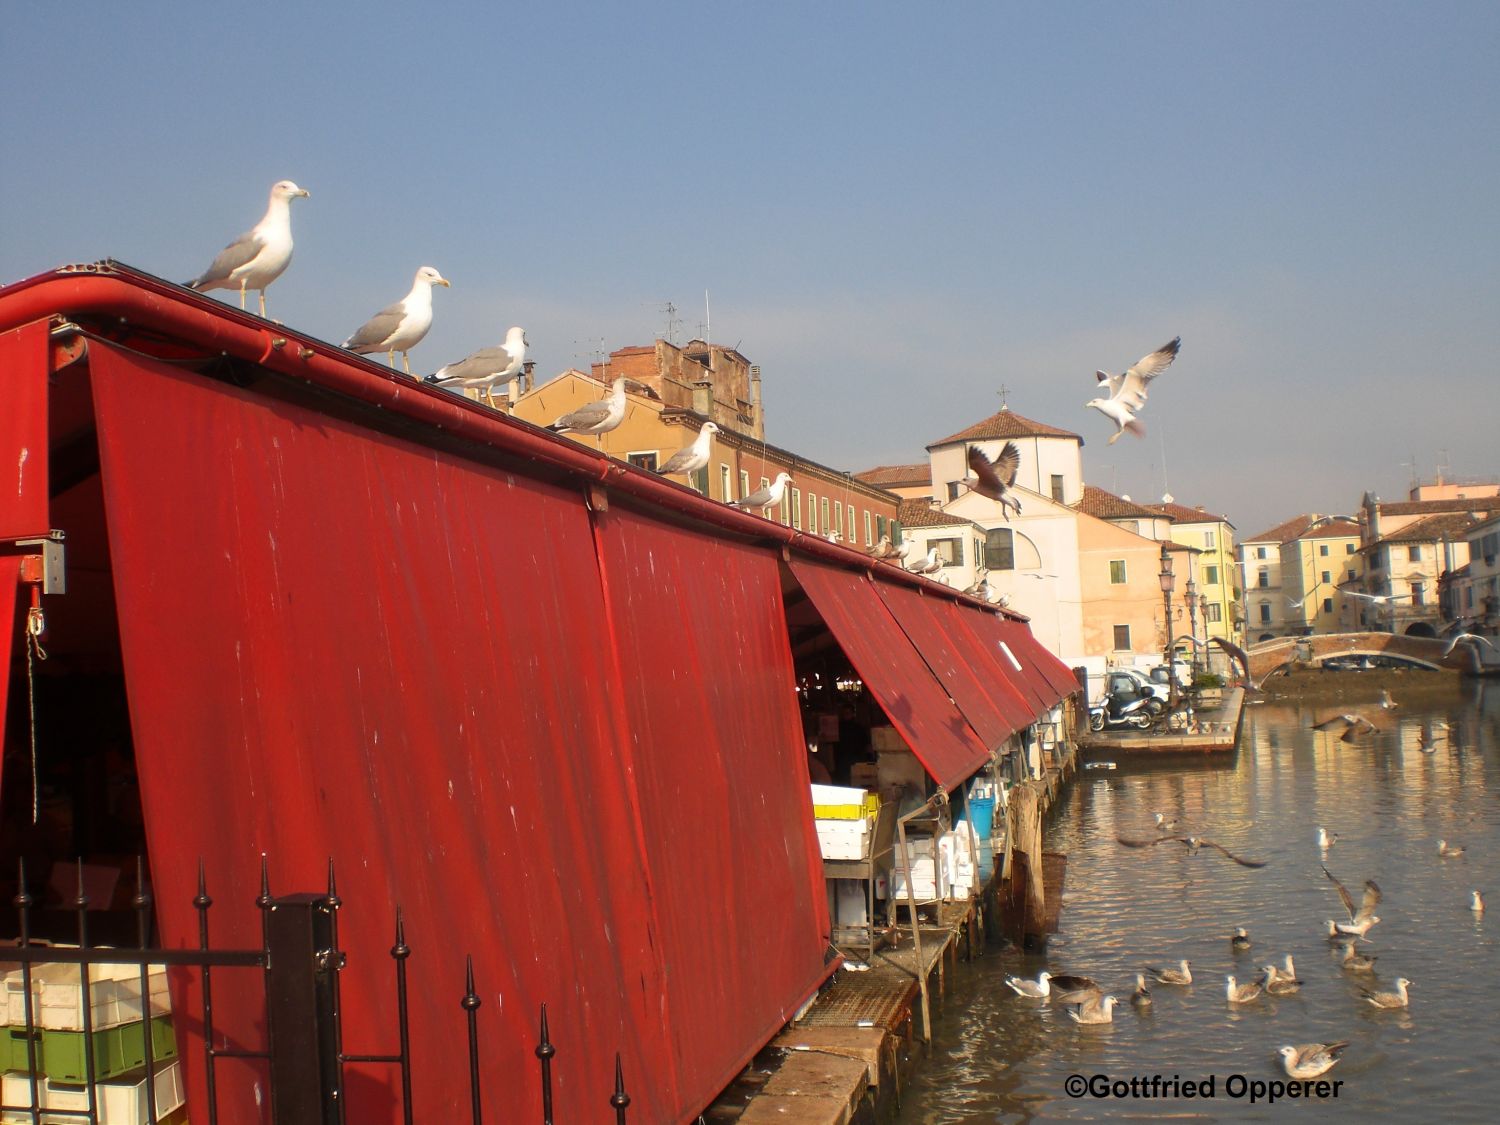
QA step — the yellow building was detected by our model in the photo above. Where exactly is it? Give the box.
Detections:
[1144,501,1244,646]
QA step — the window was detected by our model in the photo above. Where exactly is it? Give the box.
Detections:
[1348,569,1357,581]
[781,491,793,526]
[1321,570,1331,584]
[791,488,802,529]
[1205,565,1219,585]
[834,501,842,535]
[947,481,962,502]
[1346,543,1355,554]
[984,528,1014,571]
[690,467,708,495]
[1112,625,1131,651]
[740,470,751,500]
[864,510,873,546]
[720,464,733,501]
[1411,581,1425,606]
[1257,568,1270,589]
[820,497,830,533]
[1206,603,1222,623]
[1322,598,1334,614]
[1319,544,1329,556]
[1109,560,1127,584]
[848,507,858,544]
[932,537,963,566]
[1257,546,1268,559]
[1408,545,1421,562]
[1258,602,1272,624]
[626,451,658,471]
[1204,530,1216,548]
[807,492,816,531]
[1051,474,1065,502]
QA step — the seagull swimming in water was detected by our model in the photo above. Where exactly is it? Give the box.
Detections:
[1065,995,1118,1024]
[187,179,310,318]
[1278,1042,1350,1080]
[1438,839,1467,858]
[1005,970,1051,998]
[1322,866,1381,937]
[1339,942,1378,973]
[1318,827,1338,849]
[1086,337,1181,444]
[1130,973,1152,1008]
[1116,835,1268,868]
[1362,977,1412,1009]
[1472,890,1485,914]
[1379,688,1399,711]
[1048,974,1103,1005]
[1145,960,1193,986]
[1225,975,1263,1004]
[1261,964,1302,996]
[1231,928,1252,951]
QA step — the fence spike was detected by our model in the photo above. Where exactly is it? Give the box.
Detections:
[194,857,213,911]
[257,853,273,909]
[536,1003,556,1125]
[326,856,342,909]
[392,906,410,960]
[13,857,30,911]
[74,858,90,911]
[132,854,152,910]
[611,1052,632,1120]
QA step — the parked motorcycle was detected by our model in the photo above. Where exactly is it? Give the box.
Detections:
[1088,692,1157,731]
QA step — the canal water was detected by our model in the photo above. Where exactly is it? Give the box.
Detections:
[898,681,1500,1122]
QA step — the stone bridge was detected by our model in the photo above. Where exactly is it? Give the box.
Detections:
[1244,632,1476,682]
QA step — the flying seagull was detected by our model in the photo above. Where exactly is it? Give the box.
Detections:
[1004,970,1051,998]
[548,377,630,443]
[1322,866,1381,937]
[187,179,310,318]
[1116,835,1269,868]
[732,472,792,515]
[344,267,451,374]
[1310,713,1380,743]
[1048,974,1103,1004]
[1086,337,1181,444]
[426,326,528,408]
[1278,1042,1350,1080]
[1443,633,1497,659]
[1209,636,1259,689]
[1343,590,1411,606]
[656,422,720,476]
[1362,977,1412,1009]
[1144,960,1193,985]
[964,442,1022,519]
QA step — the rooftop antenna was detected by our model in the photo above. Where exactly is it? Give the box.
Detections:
[660,300,680,345]
[1400,452,1419,491]
[705,289,712,371]
[572,336,607,380]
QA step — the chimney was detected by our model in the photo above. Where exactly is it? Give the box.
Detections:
[693,380,713,417]
[750,365,763,440]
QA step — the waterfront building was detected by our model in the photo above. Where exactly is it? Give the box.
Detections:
[1448,513,1500,633]
[1238,513,1360,641]
[1143,501,1244,647]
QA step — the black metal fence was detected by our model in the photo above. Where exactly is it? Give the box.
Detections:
[1,857,635,1124]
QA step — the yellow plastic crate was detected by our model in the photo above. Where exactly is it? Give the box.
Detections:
[812,793,880,821]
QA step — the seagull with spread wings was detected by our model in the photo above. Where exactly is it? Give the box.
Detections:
[964,441,1022,519]
[1086,337,1181,443]
[1322,866,1381,937]
[1443,632,1497,659]
[1116,834,1268,868]
[1310,713,1381,742]
[1343,590,1411,606]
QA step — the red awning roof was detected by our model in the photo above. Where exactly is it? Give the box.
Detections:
[788,557,992,792]
[995,616,1083,702]
[870,579,1035,750]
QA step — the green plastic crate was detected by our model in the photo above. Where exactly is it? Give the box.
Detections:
[1,1017,176,1083]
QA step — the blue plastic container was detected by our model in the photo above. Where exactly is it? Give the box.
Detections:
[965,796,996,839]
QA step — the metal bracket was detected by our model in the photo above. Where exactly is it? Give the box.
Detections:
[14,532,66,595]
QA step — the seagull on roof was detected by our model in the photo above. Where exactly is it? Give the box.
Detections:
[1278,1042,1350,1080]
[906,548,940,574]
[656,422,719,477]
[426,327,528,408]
[1086,337,1180,444]
[732,472,792,515]
[964,442,1022,519]
[1116,835,1268,868]
[1322,866,1381,937]
[869,533,895,559]
[1310,713,1380,743]
[548,377,630,444]
[187,179,310,318]
[344,267,450,374]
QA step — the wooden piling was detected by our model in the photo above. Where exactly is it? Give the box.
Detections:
[1003,782,1046,945]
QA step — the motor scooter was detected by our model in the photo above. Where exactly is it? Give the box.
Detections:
[1088,692,1157,731]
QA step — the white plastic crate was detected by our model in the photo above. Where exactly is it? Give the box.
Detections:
[2,1059,184,1125]
[815,819,870,860]
[4,963,168,1032]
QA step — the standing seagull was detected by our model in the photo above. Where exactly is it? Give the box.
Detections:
[343,267,451,374]
[1086,337,1181,443]
[964,442,1022,519]
[426,327,528,408]
[548,377,629,443]
[187,179,310,317]
[656,422,720,477]
[731,472,792,515]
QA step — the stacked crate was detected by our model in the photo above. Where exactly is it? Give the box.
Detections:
[2,962,183,1125]
[811,784,880,860]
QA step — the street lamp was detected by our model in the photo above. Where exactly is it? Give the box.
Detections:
[1159,544,1177,709]
[1184,575,1199,675]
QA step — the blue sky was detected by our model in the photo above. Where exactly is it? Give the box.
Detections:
[4,2,1496,535]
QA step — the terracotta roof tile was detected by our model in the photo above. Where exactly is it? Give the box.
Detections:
[1072,485,1162,521]
[896,499,973,528]
[1374,498,1499,517]
[929,408,1082,448]
[1372,512,1481,546]
[1243,514,1317,544]
[1143,500,1233,526]
[854,463,931,487]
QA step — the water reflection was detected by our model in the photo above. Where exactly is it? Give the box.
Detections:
[898,682,1499,1122]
